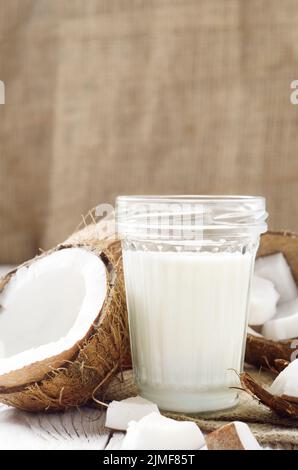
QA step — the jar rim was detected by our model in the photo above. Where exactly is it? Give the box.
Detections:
[117,195,265,204]
[116,195,268,239]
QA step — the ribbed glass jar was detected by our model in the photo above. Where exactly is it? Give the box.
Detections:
[116,196,268,412]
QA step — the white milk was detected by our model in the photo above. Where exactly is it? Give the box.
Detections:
[123,249,253,412]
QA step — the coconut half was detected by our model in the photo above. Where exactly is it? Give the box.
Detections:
[0,248,107,376]
[245,231,298,370]
[0,236,130,412]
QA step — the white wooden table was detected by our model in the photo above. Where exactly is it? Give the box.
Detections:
[0,404,125,450]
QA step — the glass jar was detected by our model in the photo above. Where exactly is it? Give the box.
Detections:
[116,196,267,412]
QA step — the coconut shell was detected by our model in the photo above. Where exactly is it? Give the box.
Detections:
[245,231,298,369]
[0,234,131,412]
[240,372,298,418]
[205,423,245,450]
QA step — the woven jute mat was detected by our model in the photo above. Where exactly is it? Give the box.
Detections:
[101,367,298,449]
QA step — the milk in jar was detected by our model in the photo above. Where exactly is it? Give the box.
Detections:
[116,196,267,412]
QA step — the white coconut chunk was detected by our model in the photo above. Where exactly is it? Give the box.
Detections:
[121,412,205,450]
[248,276,279,326]
[277,297,298,316]
[247,326,263,338]
[255,253,298,303]
[235,422,262,450]
[206,422,261,450]
[262,297,298,341]
[105,396,159,431]
[269,359,298,397]
[0,248,107,375]
[106,432,125,450]
[261,308,298,341]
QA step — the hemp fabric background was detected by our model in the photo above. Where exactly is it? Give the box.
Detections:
[0,0,298,264]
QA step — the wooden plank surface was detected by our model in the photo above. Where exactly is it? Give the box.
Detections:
[0,404,113,450]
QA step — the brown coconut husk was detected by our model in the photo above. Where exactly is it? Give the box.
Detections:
[274,359,290,373]
[240,372,298,418]
[205,422,248,450]
[245,230,298,369]
[0,228,131,412]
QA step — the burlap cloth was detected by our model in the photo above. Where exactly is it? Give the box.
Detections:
[102,366,298,449]
[2,1,298,264]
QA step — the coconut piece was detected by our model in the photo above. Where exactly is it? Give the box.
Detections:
[0,248,107,373]
[246,326,263,338]
[245,333,294,370]
[106,432,125,450]
[121,412,205,450]
[262,311,298,341]
[277,298,298,316]
[205,421,261,450]
[245,326,291,372]
[273,359,290,373]
[240,372,298,418]
[262,298,298,341]
[269,359,298,398]
[245,231,298,369]
[255,253,298,303]
[68,219,131,374]
[0,236,130,412]
[248,276,279,326]
[105,396,159,431]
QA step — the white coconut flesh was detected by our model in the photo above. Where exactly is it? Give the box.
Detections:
[0,248,107,377]
[269,359,298,397]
